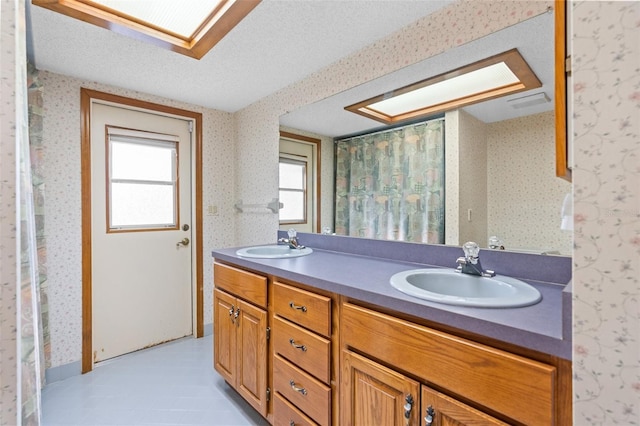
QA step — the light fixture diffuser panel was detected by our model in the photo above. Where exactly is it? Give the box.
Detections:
[346,48,542,124]
[369,62,519,116]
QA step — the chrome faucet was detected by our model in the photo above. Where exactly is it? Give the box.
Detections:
[278,228,306,250]
[456,241,495,277]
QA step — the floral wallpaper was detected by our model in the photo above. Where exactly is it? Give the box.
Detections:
[487,111,572,255]
[444,109,489,246]
[334,120,445,243]
[571,1,639,424]
[1,0,21,421]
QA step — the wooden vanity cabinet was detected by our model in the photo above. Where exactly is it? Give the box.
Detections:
[341,302,561,425]
[271,281,332,425]
[212,261,570,426]
[213,263,269,417]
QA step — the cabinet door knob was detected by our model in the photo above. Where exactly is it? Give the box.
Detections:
[289,338,307,352]
[288,301,307,312]
[229,305,235,323]
[404,394,414,425]
[289,380,307,395]
[424,405,435,426]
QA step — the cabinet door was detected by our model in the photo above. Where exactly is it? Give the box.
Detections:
[342,350,420,426]
[213,288,236,386]
[237,298,268,417]
[421,386,508,426]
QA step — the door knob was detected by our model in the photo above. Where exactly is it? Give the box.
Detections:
[176,237,190,247]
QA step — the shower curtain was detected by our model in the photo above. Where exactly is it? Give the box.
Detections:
[334,118,445,243]
[18,63,47,425]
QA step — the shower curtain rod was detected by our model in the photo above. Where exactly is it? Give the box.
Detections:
[335,116,444,143]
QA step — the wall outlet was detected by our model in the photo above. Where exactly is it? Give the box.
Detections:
[207,205,218,216]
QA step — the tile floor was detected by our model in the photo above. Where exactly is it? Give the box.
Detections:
[42,335,269,425]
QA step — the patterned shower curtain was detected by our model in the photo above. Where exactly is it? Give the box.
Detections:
[334,118,445,243]
[19,64,44,424]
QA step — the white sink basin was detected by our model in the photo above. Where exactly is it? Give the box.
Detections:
[236,245,313,259]
[389,268,541,308]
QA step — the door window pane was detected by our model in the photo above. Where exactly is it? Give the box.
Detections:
[108,134,178,231]
[111,140,174,181]
[111,183,175,227]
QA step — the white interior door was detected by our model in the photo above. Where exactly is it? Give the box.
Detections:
[91,102,193,363]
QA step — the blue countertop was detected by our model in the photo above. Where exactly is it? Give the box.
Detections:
[212,233,572,360]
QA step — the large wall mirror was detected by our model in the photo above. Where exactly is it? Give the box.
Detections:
[280,8,571,256]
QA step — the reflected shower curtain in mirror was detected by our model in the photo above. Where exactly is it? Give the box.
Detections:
[334,118,445,243]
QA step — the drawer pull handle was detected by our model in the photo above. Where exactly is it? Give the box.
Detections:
[424,405,435,426]
[289,338,307,352]
[289,380,307,395]
[288,301,307,312]
[289,422,295,426]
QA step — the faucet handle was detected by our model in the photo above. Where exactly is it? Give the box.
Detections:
[288,228,297,239]
[462,241,480,262]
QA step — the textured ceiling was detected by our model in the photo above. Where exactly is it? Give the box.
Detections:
[28,0,454,113]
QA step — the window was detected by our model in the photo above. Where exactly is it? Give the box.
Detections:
[279,158,307,224]
[32,0,261,59]
[107,128,179,231]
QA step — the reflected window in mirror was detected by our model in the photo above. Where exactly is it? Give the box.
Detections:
[279,132,321,233]
[279,158,307,224]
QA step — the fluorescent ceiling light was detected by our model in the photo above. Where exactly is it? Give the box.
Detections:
[346,49,541,124]
[32,0,261,59]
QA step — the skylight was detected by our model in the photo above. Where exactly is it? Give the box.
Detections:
[32,0,261,59]
[88,0,224,38]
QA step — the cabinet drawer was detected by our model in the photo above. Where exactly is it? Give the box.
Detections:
[273,316,331,384]
[273,354,331,426]
[214,263,267,308]
[273,393,319,426]
[342,303,556,426]
[273,281,331,337]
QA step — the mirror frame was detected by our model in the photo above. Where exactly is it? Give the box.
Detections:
[555,0,571,181]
